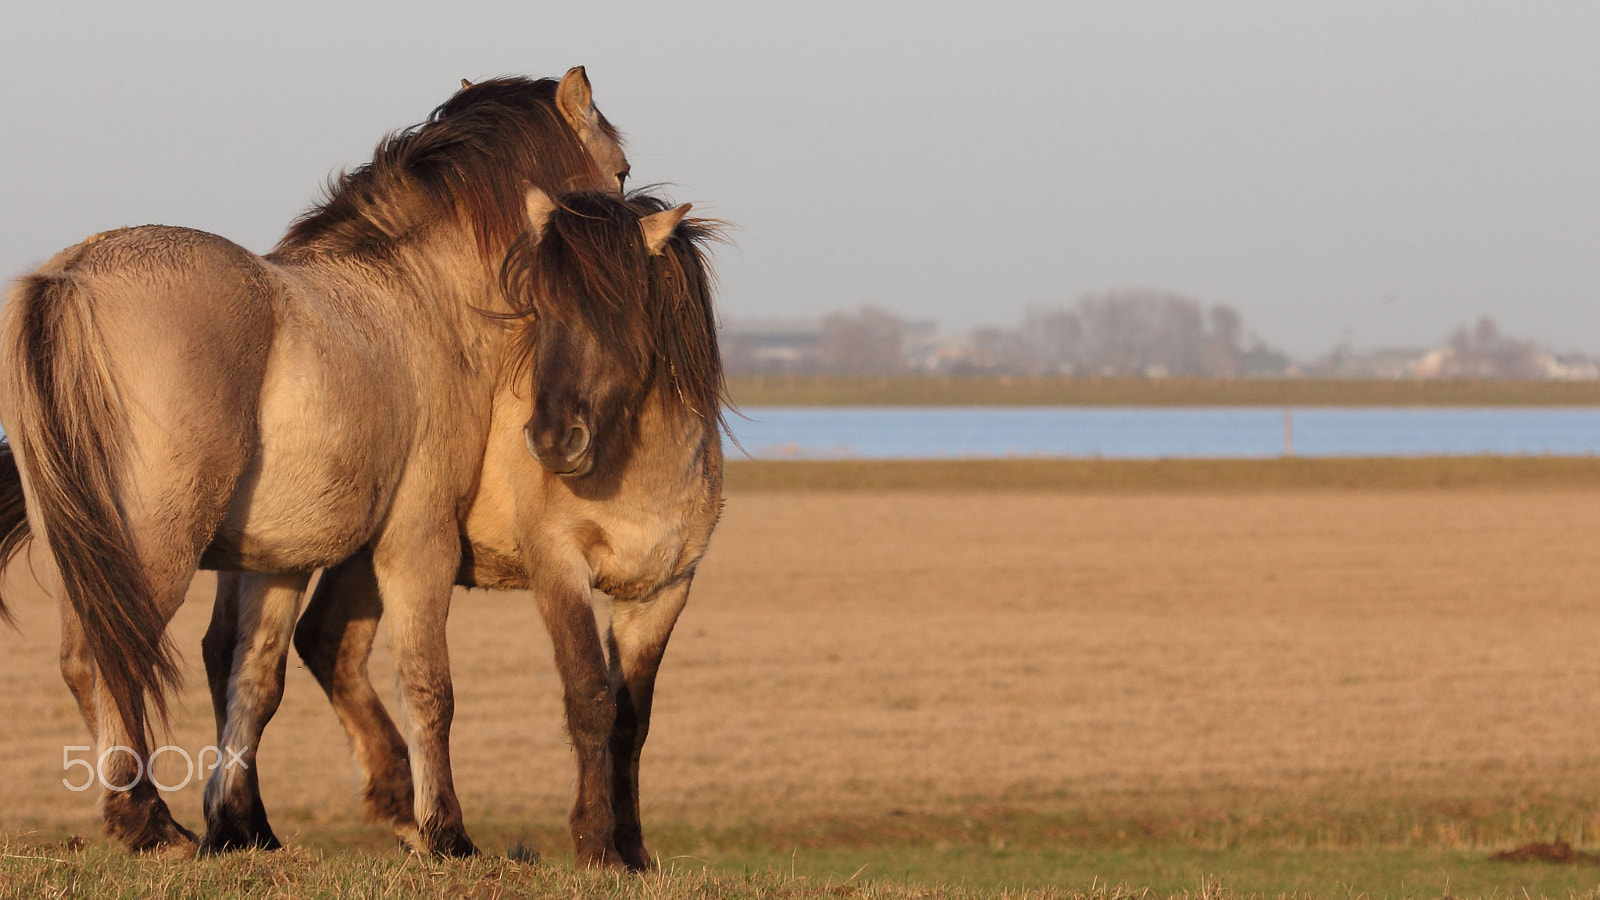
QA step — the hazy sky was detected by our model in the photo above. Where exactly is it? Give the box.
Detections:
[2,2,1596,359]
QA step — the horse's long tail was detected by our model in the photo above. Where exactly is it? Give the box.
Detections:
[0,439,33,626]
[2,272,180,731]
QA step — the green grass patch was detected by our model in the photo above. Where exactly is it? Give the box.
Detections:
[14,792,1600,898]
[0,842,853,900]
[7,832,1600,900]
[639,801,1600,895]
[724,456,1600,492]
[726,376,1600,408]
[690,845,1600,899]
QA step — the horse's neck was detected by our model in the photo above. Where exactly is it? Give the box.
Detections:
[273,230,513,363]
[611,389,722,511]
[578,391,722,600]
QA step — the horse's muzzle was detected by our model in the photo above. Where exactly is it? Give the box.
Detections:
[525,422,592,477]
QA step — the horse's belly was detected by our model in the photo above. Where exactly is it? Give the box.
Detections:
[207,467,390,572]
[458,539,527,589]
[208,369,409,572]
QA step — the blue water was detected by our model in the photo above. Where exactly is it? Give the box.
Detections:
[729,407,1600,460]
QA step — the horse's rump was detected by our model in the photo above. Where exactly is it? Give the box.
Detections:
[0,227,286,728]
[0,267,181,731]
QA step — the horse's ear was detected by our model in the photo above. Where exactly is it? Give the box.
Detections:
[640,204,691,256]
[460,78,474,90]
[524,187,558,242]
[556,66,596,141]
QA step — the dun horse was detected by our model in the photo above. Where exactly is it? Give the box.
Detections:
[218,190,725,869]
[0,71,648,859]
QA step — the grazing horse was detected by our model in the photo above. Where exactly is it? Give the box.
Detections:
[218,189,726,869]
[0,69,632,858]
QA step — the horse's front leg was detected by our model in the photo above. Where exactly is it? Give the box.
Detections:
[199,570,309,852]
[606,576,693,871]
[293,551,419,849]
[535,569,624,869]
[372,530,476,857]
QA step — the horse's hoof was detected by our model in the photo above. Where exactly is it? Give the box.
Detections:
[432,832,479,858]
[110,795,199,857]
[617,845,655,873]
[617,832,656,871]
[202,797,283,854]
[201,826,282,855]
[416,820,477,858]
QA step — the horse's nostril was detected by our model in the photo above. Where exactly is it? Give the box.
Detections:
[563,423,591,461]
[522,419,591,474]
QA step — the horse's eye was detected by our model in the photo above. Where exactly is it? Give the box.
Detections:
[617,168,630,193]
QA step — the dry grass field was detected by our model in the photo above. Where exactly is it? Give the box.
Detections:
[5,459,1600,896]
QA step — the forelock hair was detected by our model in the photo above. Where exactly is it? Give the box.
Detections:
[499,190,727,429]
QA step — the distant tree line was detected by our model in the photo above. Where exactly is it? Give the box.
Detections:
[723,289,1292,377]
[1441,318,1550,378]
[961,289,1291,377]
[722,296,1596,380]
[1304,316,1595,380]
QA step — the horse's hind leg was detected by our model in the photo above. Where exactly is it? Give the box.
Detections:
[370,528,476,857]
[3,248,268,856]
[200,570,309,852]
[293,551,420,850]
[606,578,693,871]
[59,602,98,735]
[91,556,204,857]
[94,434,260,855]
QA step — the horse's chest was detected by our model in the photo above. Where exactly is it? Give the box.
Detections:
[588,506,705,601]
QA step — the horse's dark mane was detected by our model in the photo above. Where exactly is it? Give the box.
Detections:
[647,197,730,433]
[273,77,617,262]
[500,191,727,432]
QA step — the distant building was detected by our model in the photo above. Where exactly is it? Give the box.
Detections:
[1308,344,1600,380]
[898,320,956,370]
[719,318,824,370]
[722,314,948,374]
[1539,353,1600,380]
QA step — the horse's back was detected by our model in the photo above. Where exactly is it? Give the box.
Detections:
[40,224,276,315]
[15,224,278,347]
